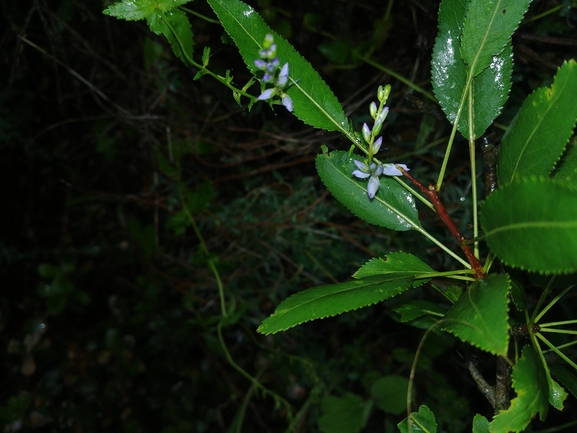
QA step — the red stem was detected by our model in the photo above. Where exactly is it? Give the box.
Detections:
[398,166,485,279]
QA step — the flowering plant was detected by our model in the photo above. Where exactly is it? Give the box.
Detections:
[103,0,577,431]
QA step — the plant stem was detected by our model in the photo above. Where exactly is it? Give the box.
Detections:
[398,166,485,278]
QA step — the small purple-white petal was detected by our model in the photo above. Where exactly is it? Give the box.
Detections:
[381,163,408,176]
[281,94,293,112]
[259,49,268,59]
[267,58,279,72]
[368,162,377,171]
[257,88,275,101]
[374,164,383,176]
[263,73,274,83]
[367,175,380,198]
[254,59,267,70]
[353,159,368,171]
[362,123,371,143]
[372,137,383,154]
[277,63,289,87]
[352,170,371,179]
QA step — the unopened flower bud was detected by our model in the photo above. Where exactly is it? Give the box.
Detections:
[369,102,378,119]
[362,123,371,143]
[377,85,391,104]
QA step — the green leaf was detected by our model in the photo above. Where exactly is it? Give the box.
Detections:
[460,0,530,77]
[398,405,437,433]
[431,0,513,139]
[442,273,510,356]
[206,0,353,138]
[371,375,409,415]
[554,139,577,184]
[549,364,577,400]
[257,275,413,335]
[472,414,490,433]
[353,252,433,279]
[318,393,371,433]
[316,151,420,231]
[490,346,549,432]
[546,372,567,411]
[394,301,446,322]
[103,0,192,21]
[147,9,194,65]
[481,177,577,273]
[104,0,194,63]
[498,60,577,185]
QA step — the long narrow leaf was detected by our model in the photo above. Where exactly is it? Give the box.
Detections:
[257,275,414,335]
[206,0,354,139]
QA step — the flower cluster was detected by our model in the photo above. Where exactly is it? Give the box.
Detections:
[352,85,409,199]
[254,34,293,112]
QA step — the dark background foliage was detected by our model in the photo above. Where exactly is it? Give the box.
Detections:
[1,0,576,431]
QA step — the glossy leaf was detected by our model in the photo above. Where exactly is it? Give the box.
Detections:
[481,177,577,273]
[257,275,413,335]
[316,151,420,231]
[498,60,577,185]
[103,0,191,20]
[206,0,353,138]
[104,0,194,64]
[318,393,371,433]
[353,252,433,279]
[460,0,530,77]
[398,405,437,433]
[550,364,577,400]
[472,414,490,433]
[490,346,549,432]
[371,375,409,415]
[546,372,567,411]
[431,0,513,139]
[442,273,510,356]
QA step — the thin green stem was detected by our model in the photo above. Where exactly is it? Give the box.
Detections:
[412,225,471,269]
[539,319,577,328]
[179,186,228,317]
[353,53,436,102]
[161,14,257,101]
[535,332,577,371]
[540,328,577,335]
[534,285,575,324]
[181,6,221,23]
[217,321,294,419]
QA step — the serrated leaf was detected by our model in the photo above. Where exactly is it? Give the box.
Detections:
[398,405,437,433]
[472,414,490,433]
[371,375,409,415]
[554,140,577,184]
[318,393,371,433]
[147,9,194,64]
[442,273,510,355]
[549,364,577,400]
[481,177,577,273]
[316,151,420,231]
[103,0,192,21]
[257,275,413,335]
[353,252,434,279]
[431,0,513,139]
[490,346,549,433]
[498,60,577,185]
[460,0,530,77]
[206,0,353,138]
